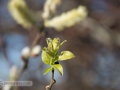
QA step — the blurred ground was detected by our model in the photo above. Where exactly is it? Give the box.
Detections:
[1,0,120,90]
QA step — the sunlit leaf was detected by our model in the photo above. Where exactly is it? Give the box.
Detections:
[52,38,60,52]
[42,38,75,77]
[46,38,53,52]
[58,51,75,60]
[46,38,52,45]
[42,50,52,64]
[43,47,47,51]
[43,47,54,57]
[44,67,52,75]
[52,64,63,75]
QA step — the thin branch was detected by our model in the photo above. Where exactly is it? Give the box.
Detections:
[46,69,56,90]
[0,32,12,67]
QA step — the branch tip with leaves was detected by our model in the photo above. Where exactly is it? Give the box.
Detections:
[42,37,75,90]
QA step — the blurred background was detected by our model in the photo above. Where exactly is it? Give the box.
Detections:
[1,0,120,90]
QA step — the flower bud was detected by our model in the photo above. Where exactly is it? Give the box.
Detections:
[9,65,17,81]
[31,45,41,57]
[21,46,30,60]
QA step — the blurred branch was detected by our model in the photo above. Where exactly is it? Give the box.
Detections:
[0,32,12,67]
[81,17,112,46]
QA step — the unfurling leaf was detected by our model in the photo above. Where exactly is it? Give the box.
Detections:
[42,50,52,65]
[44,67,52,75]
[52,64,63,75]
[60,40,67,46]
[42,38,75,76]
[52,38,60,52]
[43,47,54,57]
[46,38,52,45]
[58,51,75,60]
[46,38,53,52]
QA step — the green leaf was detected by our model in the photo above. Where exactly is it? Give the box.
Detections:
[46,38,52,45]
[43,67,52,75]
[52,38,60,52]
[42,50,52,64]
[43,47,54,57]
[58,51,75,60]
[52,64,63,75]
[60,40,67,46]
[43,47,47,51]
[46,38,53,52]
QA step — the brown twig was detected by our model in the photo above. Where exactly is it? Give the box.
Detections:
[0,32,12,67]
[46,69,56,90]
[30,31,45,49]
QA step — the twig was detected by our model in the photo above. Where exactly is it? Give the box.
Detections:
[46,69,56,90]
[0,32,12,67]
[20,58,29,77]
[30,31,45,49]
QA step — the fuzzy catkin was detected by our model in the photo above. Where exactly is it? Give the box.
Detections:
[44,6,88,31]
[8,0,36,29]
[42,0,61,19]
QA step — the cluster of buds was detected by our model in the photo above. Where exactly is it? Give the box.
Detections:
[21,45,41,61]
